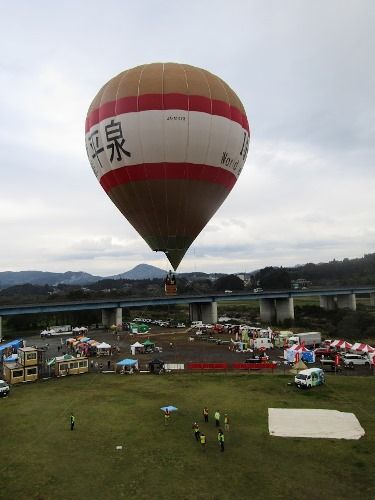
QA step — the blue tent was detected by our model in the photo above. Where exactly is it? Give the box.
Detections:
[80,337,91,343]
[117,358,138,366]
[301,351,315,363]
[0,339,23,355]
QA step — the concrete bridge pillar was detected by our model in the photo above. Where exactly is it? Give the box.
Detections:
[101,307,122,327]
[189,302,218,324]
[337,294,356,311]
[275,298,295,322]
[320,295,336,310]
[260,299,276,324]
[370,293,375,307]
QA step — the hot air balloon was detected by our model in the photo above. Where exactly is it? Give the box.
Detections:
[85,63,250,270]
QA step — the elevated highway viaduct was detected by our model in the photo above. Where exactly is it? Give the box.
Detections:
[1,286,375,337]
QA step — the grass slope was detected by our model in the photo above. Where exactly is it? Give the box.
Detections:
[0,374,374,500]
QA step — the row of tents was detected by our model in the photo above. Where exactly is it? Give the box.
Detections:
[284,339,375,364]
[330,339,374,352]
[117,358,164,373]
[66,336,112,356]
[130,339,157,355]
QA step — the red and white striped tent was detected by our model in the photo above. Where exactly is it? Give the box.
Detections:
[330,339,352,350]
[350,343,375,353]
[289,344,309,352]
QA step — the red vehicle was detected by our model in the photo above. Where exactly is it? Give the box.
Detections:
[314,347,336,359]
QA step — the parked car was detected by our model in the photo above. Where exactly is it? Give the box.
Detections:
[320,358,342,371]
[245,358,263,364]
[253,288,263,293]
[176,323,186,328]
[0,379,10,397]
[342,353,371,368]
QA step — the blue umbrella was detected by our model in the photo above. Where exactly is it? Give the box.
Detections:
[160,406,178,412]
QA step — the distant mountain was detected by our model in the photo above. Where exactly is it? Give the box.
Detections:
[0,264,168,289]
[0,270,102,288]
[110,264,167,280]
[0,264,254,290]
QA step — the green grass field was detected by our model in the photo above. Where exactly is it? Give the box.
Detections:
[1,373,374,500]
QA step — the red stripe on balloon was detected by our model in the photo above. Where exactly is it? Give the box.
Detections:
[85,93,249,133]
[99,163,237,192]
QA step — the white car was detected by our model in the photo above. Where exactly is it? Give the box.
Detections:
[176,323,186,328]
[0,379,10,397]
[342,353,371,368]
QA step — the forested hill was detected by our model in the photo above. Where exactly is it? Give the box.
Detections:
[287,253,375,286]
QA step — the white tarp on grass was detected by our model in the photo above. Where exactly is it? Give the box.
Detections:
[268,408,365,440]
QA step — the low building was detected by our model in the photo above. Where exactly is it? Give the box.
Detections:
[53,355,89,377]
[2,346,39,384]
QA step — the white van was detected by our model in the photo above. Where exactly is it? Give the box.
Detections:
[294,368,325,389]
[191,321,203,328]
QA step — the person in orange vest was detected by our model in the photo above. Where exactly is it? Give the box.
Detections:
[164,408,171,425]
[203,407,209,423]
[192,422,200,441]
[224,413,230,431]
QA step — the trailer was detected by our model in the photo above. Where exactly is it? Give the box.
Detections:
[40,325,72,337]
[288,332,321,348]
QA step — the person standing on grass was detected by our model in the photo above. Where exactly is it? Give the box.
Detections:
[218,429,224,452]
[70,414,75,431]
[224,413,230,431]
[203,407,209,423]
[200,433,206,451]
[214,410,221,427]
[164,408,171,425]
[192,422,200,441]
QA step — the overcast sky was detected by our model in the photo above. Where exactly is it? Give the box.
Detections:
[1,0,374,277]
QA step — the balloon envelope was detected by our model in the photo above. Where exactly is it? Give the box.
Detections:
[85,63,250,269]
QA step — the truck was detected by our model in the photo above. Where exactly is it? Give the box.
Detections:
[294,368,325,389]
[40,325,72,337]
[288,332,321,348]
[252,338,273,350]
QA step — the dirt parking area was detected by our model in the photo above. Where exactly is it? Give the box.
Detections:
[19,326,374,377]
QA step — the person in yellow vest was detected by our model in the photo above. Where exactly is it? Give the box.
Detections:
[200,433,206,451]
[217,429,224,452]
[203,407,209,423]
[224,413,230,431]
[70,414,75,431]
[214,410,221,427]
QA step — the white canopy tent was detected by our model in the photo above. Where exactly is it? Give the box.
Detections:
[96,342,111,355]
[130,342,144,355]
